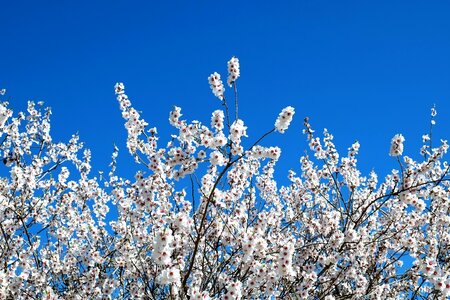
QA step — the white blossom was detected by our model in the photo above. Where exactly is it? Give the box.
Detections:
[0,103,12,129]
[208,72,225,100]
[229,119,247,143]
[389,134,405,156]
[157,267,181,286]
[169,106,182,127]
[227,56,240,87]
[210,150,226,166]
[275,106,295,133]
[0,59,447,299]
[211,109,225,131]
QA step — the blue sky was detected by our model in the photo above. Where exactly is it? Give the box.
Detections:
[2,1,450,180]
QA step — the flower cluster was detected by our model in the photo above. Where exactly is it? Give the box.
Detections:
[274,106,295,133]
[152,228,175,265]
[115,82,150,157]
[0,102,12,129]
[277,241,296,277]
[157,267,181,286]
[227,56,240,87]
[169,106,183,128]
[211,109,225,131]
[229,119,247,155]
[251,145,281,160]
[208,72,225,100]
[389,133,405,156]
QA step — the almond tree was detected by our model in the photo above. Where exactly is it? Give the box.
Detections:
[0,58,449,299]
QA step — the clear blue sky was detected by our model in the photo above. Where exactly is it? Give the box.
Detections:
[2,1,450,179]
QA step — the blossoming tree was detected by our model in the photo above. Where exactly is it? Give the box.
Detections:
[0,58,449,299]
